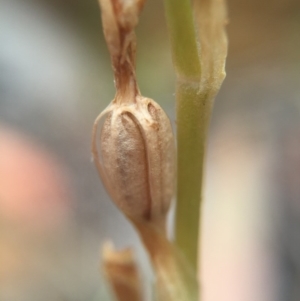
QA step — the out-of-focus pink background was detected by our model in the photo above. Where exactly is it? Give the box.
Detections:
[1,0,300,300]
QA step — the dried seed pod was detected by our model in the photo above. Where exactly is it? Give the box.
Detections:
[93,0,175,225]
[93,96,175,223]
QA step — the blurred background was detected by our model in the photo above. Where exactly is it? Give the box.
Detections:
[0,0,300,300]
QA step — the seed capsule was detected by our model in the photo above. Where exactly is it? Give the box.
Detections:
[93,0,175,225]
[93,96,175,223]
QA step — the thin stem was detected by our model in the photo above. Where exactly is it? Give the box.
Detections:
[133,221,198,301]
[163,0,201,79]
[163,0,206,271]
[176,82,211,271]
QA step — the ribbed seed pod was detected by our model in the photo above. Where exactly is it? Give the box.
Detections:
[93,0,175,225]
[93,96,175,223]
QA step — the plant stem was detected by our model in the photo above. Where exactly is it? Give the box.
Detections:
[133,221,199,301]
[163,0,201,79]
[164,0,208,271]
[176,82,211,271]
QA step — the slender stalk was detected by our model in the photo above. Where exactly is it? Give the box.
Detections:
[133,221,198,301]
[176,83,212,271]
[163,0,201,79]
[163,0,205,271]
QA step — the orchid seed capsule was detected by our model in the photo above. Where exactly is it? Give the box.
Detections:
[93,0,175,225]
[93,96,175,223]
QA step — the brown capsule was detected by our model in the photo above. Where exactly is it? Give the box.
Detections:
[92,96,175,223]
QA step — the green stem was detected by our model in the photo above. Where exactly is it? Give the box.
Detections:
[163,0,210,271]
[176,82,211,271]
[163,0,201,79]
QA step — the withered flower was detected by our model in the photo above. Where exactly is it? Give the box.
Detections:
[102,242,143,301]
